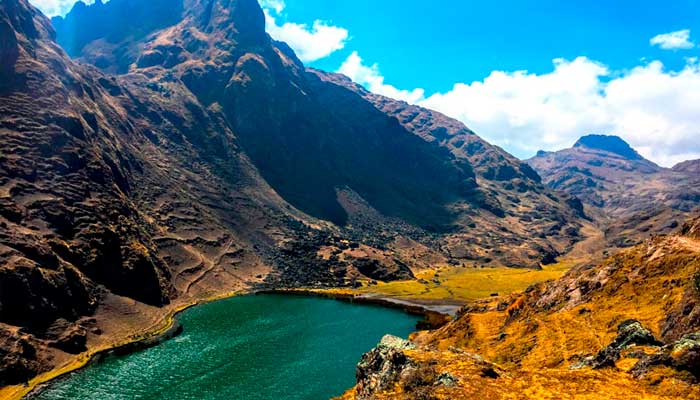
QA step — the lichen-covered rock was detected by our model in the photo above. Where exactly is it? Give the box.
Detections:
[631,332,700,381]
[584,320,661,369]
[355,335,415,399]
[435,372,458,387]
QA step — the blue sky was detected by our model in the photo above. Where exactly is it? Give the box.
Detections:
[31,0,700,165]
[284,0,700,92]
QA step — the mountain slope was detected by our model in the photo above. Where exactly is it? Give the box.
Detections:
[0,0,322,387]
[528,135,700,247]
[50,0,586,266]
[313,71,588,266]
[1,0,584,389]
[344,217,700,399]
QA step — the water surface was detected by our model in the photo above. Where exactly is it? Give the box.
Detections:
[32,294,419,400]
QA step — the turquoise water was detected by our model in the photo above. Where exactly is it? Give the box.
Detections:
[31,294,419,400]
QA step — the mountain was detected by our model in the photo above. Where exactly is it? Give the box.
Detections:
[0,0,585,386]
[528,135,700,247]
[345,216,700,399]
[673,159,700,174]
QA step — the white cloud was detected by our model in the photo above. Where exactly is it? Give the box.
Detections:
[338,51,425,104]
[650,29,694,50]
[262,2,348,63]
[339,53,700,167]
[29,0,97,17]
[259,0,285,14]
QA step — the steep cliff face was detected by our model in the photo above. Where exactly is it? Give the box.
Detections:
[314,71,587,265]
[52,0,479,230]
[528,135,700,247]
[344,217,700,399]
[1,0,585,387]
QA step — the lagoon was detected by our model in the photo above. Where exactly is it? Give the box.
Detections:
[31,294,420,400]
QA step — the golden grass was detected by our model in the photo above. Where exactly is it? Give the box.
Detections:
[340,236,700,399]
[352,261,575,302]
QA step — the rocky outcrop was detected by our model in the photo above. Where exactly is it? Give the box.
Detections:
[631,332,700,381]
[354,335,468,400]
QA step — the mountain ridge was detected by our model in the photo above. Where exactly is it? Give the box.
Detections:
[528,134,700,248]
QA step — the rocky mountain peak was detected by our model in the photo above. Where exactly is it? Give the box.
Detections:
[1,0,54,41]
[573,134,643,160]
[192,0,266,43]
[51,0,269,73]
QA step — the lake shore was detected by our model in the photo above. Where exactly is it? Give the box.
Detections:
[3,287,459,400]
[1,290,242,400]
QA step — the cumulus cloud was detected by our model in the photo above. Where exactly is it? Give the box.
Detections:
[29,0,95,17]
[338,52,425,103]
[650,29,695,50]
[339,53,700,167]
[262,2,348,63]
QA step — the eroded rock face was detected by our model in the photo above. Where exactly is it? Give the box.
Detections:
[0,16,19,73]
[0,328,41,387]
[681,217,700,240]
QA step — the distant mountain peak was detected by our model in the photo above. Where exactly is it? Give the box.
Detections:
[574,134,643,160]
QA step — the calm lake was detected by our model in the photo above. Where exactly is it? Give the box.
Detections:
[31,294,420,400]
